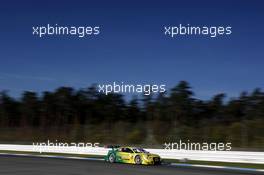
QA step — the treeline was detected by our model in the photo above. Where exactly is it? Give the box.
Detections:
[0,81,263,149]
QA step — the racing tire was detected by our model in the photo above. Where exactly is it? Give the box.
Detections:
[134,155,142,165]
[109,154,115,163]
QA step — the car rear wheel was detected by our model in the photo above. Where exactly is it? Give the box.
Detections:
[134,155,142,165]
[109,154,115,163]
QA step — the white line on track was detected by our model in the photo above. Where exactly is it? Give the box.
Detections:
[170,163,264,173]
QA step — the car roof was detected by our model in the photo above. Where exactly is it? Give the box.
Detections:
[120,147,143,149]
[120,146,133,149]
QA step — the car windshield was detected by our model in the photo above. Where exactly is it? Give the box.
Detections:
[132,148,149,153]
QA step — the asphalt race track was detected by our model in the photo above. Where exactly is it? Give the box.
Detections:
[0,155,261,175]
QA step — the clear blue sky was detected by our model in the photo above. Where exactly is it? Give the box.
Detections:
[0,1,263,99]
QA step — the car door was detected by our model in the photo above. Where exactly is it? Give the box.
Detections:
[119,148,134,163]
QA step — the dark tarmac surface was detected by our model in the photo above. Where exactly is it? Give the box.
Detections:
[0,155,262,175]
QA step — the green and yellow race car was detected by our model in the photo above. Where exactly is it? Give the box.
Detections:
[105,146,161,165]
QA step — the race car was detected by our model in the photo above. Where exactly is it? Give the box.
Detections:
[105,146,161,165]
